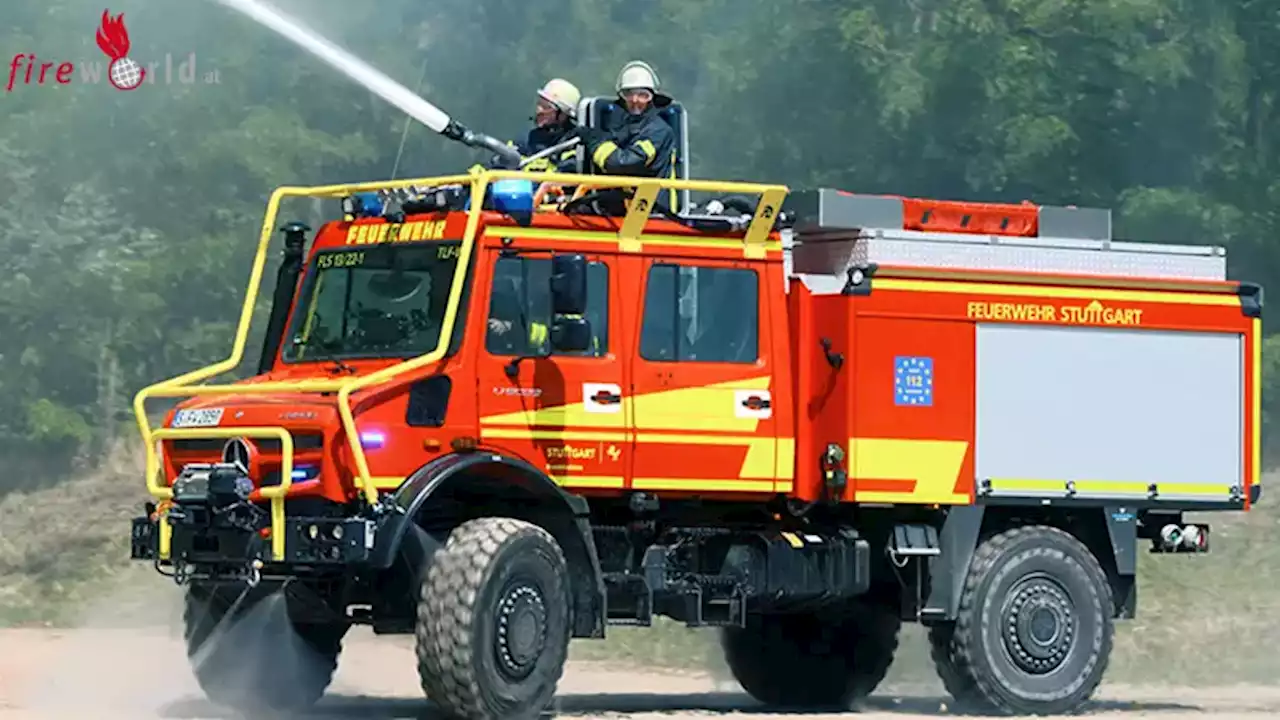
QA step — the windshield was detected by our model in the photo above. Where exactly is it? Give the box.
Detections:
[282,242,463,363]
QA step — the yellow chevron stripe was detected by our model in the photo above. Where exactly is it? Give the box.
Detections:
[632,477,784,493]
[480,428,781,482]
[480,375,772,433]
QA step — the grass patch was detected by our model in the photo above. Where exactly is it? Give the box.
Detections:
[0,443,147,627]
[3,449,1278,688]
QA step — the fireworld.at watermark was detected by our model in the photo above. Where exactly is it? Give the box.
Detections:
[6,9,221,93]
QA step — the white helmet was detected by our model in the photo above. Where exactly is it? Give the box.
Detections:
[616,60,660,95]
[537,78,581,118]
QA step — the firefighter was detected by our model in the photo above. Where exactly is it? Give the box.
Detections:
[478,78,582,173]
[486,266,601,356]
[579,61,676,180]
[521,78,582,171]
[486,266,552,354]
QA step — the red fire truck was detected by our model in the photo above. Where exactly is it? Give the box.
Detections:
[128,97,1262,720]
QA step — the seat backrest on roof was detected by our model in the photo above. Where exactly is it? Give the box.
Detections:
[575,96,690,214]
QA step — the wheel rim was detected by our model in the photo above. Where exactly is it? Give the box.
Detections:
[1000,572,1075,674]
[493,580,549,681]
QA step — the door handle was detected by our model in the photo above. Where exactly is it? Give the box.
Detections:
[592,390,622,405]
[742,395,771,410]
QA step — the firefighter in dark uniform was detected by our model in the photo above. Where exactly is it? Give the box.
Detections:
[518,78,583,172]
[565,61,677,216]
[584,61,676,179]
[479,78,583,173]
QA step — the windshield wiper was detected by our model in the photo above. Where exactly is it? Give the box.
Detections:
[289,334,355,373]
[327,359,357,375]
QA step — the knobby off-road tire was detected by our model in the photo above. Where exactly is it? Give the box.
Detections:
[415,517,572,720]
[720,600,902,709]
[183,586,347,714]
[931,525,1114,716]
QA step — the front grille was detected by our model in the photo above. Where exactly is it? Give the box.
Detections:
[169,433,324,452]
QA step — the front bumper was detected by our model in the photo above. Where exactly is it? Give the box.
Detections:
[131,460,376,580]
[131,464,377,582]
[131,511,374,568]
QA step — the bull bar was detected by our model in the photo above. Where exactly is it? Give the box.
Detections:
[132,168,789,562]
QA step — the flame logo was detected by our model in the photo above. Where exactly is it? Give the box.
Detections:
[95,9,131,60]
[95,9,146,90]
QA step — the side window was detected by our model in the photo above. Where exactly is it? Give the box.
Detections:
[484,255,609,357]
[639,263,758,363]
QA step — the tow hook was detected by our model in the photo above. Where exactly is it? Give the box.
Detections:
[246,559,263,588]
[172,560,192,587]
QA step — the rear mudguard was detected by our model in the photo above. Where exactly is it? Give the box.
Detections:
[922,505,1138,621]
[370,451,607,638]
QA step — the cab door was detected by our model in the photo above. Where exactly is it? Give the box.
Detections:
[474,247,629,493]
[629,255,778,494]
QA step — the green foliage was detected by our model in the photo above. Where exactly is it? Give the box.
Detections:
[1,0,1279,484]
[24,398,91,446]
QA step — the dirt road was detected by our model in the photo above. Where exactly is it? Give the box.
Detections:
[1,626,1278,720]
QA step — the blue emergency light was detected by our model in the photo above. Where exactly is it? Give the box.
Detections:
[351,191,385,218]
[464,178,535,218]
[290,464,319,481]
[490,179,535,215]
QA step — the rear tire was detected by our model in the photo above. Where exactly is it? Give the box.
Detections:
[932,525,1113,716]
[183,586,346,714]
[415,517,572,720]
[720,601,901,709]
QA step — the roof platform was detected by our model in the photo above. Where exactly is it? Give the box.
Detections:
[783,188,1227,282]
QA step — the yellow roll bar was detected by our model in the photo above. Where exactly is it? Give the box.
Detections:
[132,168,789,562]
[150,426,294,561]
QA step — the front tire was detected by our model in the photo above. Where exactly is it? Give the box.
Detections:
[415,517,572,720]
[932,525,1114,716]
[183,586,347,714]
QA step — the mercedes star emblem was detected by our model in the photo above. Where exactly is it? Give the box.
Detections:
[222,437,251,474]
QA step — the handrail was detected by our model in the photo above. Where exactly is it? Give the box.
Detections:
[482,169,788,259]
[131,168,790,559]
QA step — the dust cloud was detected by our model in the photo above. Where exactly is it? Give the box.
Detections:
[11,567,189,718]
[8,572,340,719]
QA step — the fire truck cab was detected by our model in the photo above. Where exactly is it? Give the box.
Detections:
[129,168,1262,720]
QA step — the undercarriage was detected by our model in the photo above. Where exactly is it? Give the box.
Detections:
[130,456,1223,719]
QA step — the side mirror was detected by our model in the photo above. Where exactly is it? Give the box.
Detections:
[550,253,587,316]
[551,316,592,353]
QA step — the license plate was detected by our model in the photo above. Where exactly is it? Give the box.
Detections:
[171,408,225,428]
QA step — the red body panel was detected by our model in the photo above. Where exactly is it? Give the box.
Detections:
[158,205,1258,511]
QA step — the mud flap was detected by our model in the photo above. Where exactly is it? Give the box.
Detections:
[1105,505,1137,619]
[920,505,983,622]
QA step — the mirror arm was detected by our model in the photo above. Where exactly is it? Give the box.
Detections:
[503,356,522,379]
[503,344,551,379]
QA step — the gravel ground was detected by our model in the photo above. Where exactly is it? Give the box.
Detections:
[2,626,1279,720]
